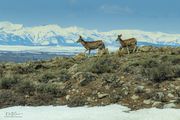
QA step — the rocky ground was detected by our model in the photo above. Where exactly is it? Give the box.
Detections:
[0,46,180,110]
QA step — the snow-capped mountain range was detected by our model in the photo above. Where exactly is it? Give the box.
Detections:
[0,21,179,47]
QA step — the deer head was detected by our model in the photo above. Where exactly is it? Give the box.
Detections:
[76,35,84,43]
[116,34,122,41]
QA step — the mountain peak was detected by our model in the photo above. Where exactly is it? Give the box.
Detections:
[0,21,23,31]
[0,21,179,46]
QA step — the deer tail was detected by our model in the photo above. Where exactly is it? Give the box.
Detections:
[99,42,105,50]
[102,42,105,49]
[135,40,137,45]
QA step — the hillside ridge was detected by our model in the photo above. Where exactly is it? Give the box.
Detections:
[0,46,179,109]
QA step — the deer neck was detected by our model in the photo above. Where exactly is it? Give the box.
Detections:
[119,39,125,47]
[119,38,123,44]
[80,40,87,47]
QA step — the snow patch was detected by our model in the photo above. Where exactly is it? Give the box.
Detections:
[0,105,180,120]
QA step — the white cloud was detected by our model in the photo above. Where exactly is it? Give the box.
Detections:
[100,4,133,14]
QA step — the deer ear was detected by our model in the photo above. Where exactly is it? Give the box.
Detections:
[119,34,122,37]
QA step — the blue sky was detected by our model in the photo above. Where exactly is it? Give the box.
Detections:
[0,0,180,33]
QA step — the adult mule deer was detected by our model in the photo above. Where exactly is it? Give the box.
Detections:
[116,34,137,54]
[76,35,105,54]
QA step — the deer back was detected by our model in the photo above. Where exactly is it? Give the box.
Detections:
[85,40,104,49]
[121,38,137,47]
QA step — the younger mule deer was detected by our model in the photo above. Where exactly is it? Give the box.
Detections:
[76,35,105,54]
[116,34,137,54]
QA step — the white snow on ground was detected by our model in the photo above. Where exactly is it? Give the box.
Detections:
[0,105,180,120]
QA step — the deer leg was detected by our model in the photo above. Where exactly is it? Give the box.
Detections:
[84,49,88,54]
[119,47,122,51]
[120,47,123,52]
[122,47,124,52]
[133,46,137,53]
[126,47,130,54]
[136,46,139,52]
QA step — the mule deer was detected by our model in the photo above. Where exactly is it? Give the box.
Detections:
[116,34,137,54]
[76,35,105,54]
